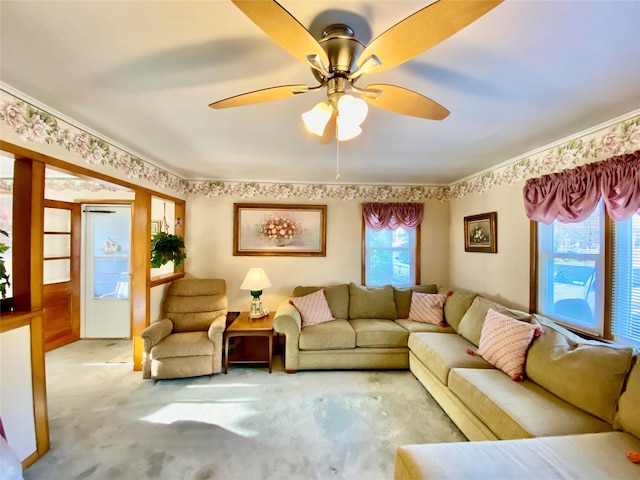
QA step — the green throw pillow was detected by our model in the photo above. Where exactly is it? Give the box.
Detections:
[348,283,397,320]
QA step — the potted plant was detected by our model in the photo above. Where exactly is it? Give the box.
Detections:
[0,229,11,312]
[150,231,186,268]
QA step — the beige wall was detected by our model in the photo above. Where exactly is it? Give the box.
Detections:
[185,195,450,312]
[448,182,531,310]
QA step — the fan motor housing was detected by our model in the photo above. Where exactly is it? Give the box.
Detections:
[314,24,364,81]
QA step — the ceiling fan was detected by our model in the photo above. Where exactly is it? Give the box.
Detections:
[209,0,503,142]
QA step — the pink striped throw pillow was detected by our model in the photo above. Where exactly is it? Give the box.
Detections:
[408,292,447,325]
[476,308,542,381]
[290,289,335,327]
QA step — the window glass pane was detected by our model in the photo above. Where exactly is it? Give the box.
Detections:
[612,213,640,346]
[44,207,70,232]
[365,226,415,287]
[538,205,603,334]
[43,259,70,284]
[44,233,70,258]
[93,214,129,299]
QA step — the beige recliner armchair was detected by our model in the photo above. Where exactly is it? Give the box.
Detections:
[141,278,227,380]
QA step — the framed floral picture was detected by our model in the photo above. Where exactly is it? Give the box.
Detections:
[464,212,497,253]
[233,203,327,256]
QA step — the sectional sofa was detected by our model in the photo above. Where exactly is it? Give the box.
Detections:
[274,283,640,479]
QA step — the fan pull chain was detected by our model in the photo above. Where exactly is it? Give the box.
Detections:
[335,121,340,180]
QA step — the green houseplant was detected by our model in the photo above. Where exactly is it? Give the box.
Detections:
[150,231,186,268]
[0,229,11,303]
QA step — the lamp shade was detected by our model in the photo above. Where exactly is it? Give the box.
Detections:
[240,268,272,292]
[301,101,333,136]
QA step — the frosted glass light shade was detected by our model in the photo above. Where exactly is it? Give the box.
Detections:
[336,116,362,141]
[301,101,333,136]
[337,95,368,126]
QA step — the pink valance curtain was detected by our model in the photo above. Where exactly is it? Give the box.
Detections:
[523,150,640,224]
[362,202,424,231]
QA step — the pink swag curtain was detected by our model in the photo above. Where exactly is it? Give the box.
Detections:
[523,150,640,224]
[362,202,424,231]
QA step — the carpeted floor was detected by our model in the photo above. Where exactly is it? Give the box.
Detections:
[24,340,466,480]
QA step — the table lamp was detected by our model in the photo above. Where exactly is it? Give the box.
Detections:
[240,267,272,318]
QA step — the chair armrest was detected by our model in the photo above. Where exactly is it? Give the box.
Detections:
[274,300,301,334]
[140,318,173,350]
[207,315,227,341]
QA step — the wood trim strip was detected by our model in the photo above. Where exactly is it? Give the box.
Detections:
[0,310,43,333]
[1,140,184,203]
[150,272,185,288]
[30,312,50,461]
[529,220,538,314]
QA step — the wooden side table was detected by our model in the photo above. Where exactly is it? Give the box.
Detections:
[224,311,275,373]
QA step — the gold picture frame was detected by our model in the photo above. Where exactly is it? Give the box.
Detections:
[150,220,161,237]
[464,212,497,253]
[233,203,327,256]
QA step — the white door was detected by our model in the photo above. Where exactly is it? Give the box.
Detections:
[83,205,131,338]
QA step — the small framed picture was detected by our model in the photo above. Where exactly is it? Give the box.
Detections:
[151,220,161,237]
[464,212,497,253]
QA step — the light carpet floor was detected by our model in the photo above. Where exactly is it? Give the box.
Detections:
[24,339,466,480]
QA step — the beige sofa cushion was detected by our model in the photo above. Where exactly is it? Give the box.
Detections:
[151,331,213,359]
[394,284,438,319]
[299,319,355,350]
[449,368,613,439]
[395,319,455,333]
[293,284,349,319]
[408,333,493,385]
[457,296,533,347]
[395,432,640,480]
[526,315,635,424]
[437,287,477,331]
[349,319,409,347]
[348,283,397,320]
[614,360,640,438]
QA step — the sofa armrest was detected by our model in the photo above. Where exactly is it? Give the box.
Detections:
[207,315,227,341]
[274,300,302,333]
[141,318,173,351]
[274,300,301,372]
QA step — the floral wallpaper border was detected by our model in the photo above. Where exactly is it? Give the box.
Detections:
[1,89,639,202]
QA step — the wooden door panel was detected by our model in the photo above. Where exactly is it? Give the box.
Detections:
[43,200,80,351]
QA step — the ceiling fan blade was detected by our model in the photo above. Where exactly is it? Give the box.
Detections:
[232,0,329,68]
[209,84,309,109]
[319,110,337,144]
[357,0,502,73]
[363,84,450,120]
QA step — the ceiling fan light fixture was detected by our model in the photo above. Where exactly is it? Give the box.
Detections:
[336,116,362,141]
[301,101,333,136]
[337,94,368,127]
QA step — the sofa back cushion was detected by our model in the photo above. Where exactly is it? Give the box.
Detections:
[394,284,438,319]
[293,284,349,319]
[526,315,635,424]
[164,279,227,332]
[348,283,397,320]
[437,287,477,331]
[458,296,533,347]
[614,359,640,439]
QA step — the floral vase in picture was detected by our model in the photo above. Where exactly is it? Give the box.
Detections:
[258,214,300,247]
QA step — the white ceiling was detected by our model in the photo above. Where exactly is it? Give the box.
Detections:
[1,1,639,186]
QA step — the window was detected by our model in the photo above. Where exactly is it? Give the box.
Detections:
[537,204,604,335]
[536,203,640,346]
[364,225,418,287]
[612,214,640,346]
